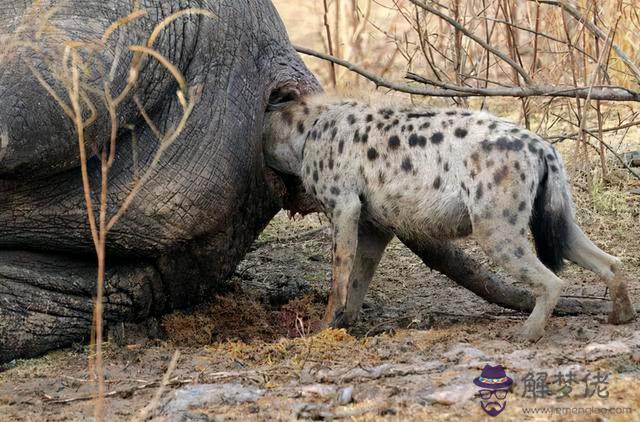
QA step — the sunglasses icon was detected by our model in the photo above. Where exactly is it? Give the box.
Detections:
[478,389,508,400]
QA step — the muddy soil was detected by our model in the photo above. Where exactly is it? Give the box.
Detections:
[1,178,640,421]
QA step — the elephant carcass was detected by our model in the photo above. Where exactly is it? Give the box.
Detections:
[0,0,320,363]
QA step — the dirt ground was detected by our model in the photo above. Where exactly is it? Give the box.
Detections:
[1,169,640,420]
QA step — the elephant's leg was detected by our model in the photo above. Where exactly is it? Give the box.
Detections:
[0,251,162,364]
[398,236,616,316]
[341,221,393,326]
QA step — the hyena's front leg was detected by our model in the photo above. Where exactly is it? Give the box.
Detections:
[324,194,361,328]
[340,221,393,326]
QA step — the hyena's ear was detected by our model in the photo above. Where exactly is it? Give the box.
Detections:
[267,86,300,112]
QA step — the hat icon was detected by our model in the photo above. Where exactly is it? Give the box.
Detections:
[473,364,513,390]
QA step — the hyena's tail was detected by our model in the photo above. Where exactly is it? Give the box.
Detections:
[529,148,573,273]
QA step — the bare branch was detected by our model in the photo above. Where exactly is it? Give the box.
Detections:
[533,0,640,84]
[295,45,640,101]
[408,0,533,85]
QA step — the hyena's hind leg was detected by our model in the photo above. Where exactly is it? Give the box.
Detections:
[564,222,636,324]
[473,212,563,341]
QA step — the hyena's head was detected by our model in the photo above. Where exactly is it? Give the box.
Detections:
[262,88,308,176]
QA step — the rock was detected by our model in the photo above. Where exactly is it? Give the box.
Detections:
[299,383,337,398]
[422,383,477,406]
[502,349,537,371]
[443,343,487,365]
[337,386,354,405]
[584,341,631,362]
[162,383,264,417]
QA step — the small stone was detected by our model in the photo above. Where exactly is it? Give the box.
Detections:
[163,383,264,416]
[423,384,476,406]
[585,341,631,361]
[443,343,487,364]
[336,385,354,405]
[299,384,337,398]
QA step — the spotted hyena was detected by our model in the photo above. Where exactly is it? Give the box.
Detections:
[262,91,636,340]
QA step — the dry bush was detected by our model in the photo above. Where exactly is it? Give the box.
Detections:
[162,294,325,346]
[162,296,284,346]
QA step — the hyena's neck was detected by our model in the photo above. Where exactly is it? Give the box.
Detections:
[282,98,328,160]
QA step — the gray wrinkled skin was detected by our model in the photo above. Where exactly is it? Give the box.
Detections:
[0,0,320,363]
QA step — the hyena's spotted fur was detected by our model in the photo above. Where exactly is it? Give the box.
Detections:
[263,93,636,340]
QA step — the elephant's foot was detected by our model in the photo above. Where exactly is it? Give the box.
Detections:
[0,250,162,364]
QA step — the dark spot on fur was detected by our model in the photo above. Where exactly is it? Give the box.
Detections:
[366,114,373,122]
[493,165,509,184]
[550,165,559,172]
[488,122,497,130]
[514,247,525,258]
[312,170,319,182]
[330,127,338,140]
[419,122,431,130]
[353,129,361,143]
[328,158,334,170]
[514,161,521,170]
[348,114,357,125]
[454,128,468,138]
[330,186,341,195]
[518,201,526,211]
[444,162,450,172]
[471,152,480,163]
[338,140,344,154]
[328,199,336,208]
[367,147,379,161]
[446,111,457,116]
[433,176,442,189]
[401,157,413,172]
[476,182,484,200]
[319,160,324,171]
[486,159,495,168]
[388,135,401,150]
[408,133,427,148]
[408,112,437,119]
[431,132,444,144]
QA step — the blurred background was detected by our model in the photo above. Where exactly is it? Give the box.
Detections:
[273,0,640,189]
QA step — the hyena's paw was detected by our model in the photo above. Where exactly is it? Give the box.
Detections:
[322,306,349,329]
[608,302,636,325]
[518,322,545,343]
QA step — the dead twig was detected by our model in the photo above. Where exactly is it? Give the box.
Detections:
[44,377,192,405]
[295,45,640,101]
[135,350,181,422]
[533,0,640,84]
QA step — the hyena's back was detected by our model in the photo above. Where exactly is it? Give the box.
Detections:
[301,100,554,241]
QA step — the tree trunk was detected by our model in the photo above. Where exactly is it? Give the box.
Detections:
[399,236,613,316]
